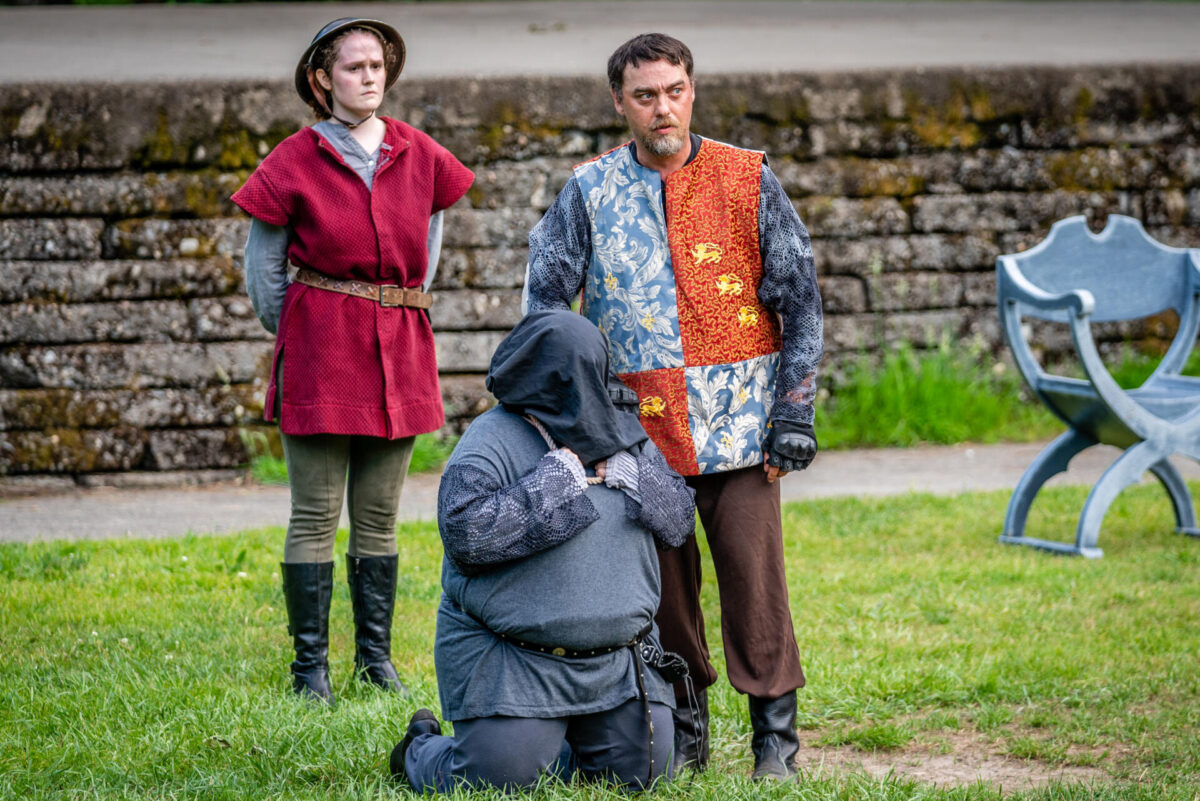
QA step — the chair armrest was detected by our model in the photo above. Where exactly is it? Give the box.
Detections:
[1068,313,1163,441]
[997,258,1095,317]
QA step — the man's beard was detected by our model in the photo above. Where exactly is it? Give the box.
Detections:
[639,117,685,158]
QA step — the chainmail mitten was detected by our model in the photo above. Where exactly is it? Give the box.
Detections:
[757,164,823,426]
[526,177,591,312]
[437,453,600,576]
[622,441,696,549]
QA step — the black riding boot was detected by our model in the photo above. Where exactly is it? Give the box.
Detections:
[671,688,710,773]
[346,554,407,692]
[749,692,800,780]
[280,561,335,704]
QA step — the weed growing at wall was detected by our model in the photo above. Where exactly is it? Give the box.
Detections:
[818,339,1060,449]
[818,340,1200,451]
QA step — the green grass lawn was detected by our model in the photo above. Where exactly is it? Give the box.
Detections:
[2,483,1198,800]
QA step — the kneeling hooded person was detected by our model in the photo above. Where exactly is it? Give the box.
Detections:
[392,310,696,792]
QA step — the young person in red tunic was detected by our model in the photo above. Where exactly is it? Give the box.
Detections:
[231,17,473,703]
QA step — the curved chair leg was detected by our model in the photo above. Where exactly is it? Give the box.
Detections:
[1074,441,1170,558]
[999,430,1095,552]
[1148,458,1200,538]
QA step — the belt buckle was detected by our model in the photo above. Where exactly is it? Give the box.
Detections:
[379,285,403,307]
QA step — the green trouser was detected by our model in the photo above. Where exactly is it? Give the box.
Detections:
[280,431,416,563]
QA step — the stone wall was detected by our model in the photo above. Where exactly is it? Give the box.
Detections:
[2,65,1199,488]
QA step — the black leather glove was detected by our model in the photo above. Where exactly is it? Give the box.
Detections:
[764,420,818,472]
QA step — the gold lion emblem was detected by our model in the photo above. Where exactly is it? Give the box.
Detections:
[639,396,667,418]
[715,273,744,296]
[737,306,760,327]
[691,242,723,266]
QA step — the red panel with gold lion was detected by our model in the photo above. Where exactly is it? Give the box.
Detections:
[616,368,698,476]
[665,141,782,368]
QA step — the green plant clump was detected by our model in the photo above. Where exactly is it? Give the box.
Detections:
[1105,344,1200,389]
[407,432,459,475]
[819,340,1200,451]
[817,340,1061,449]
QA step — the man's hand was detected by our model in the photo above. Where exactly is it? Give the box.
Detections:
[762,421,818,484]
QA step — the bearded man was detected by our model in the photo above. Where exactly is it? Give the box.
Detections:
[522,32,824,781]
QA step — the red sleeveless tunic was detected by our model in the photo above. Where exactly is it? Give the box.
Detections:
[231,118,473,438]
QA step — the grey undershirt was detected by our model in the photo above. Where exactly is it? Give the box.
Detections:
[243,119,445,334]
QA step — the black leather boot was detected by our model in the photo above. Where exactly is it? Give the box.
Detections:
[389,708,442,783]
[749,692,800,780]
[670,689,710,773]
[346,554,408,692]
[280,561,335,704]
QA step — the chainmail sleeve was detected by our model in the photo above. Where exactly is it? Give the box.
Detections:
[524,176,592,313]
[622,441,696,550]
[438,450,600,576]
[756,162,824,426]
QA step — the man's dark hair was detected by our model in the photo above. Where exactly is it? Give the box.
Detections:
[607,33,694,94]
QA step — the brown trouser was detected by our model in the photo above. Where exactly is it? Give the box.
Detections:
[655,466,806,700]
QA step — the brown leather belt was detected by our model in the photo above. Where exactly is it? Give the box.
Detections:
[293,268,434,310]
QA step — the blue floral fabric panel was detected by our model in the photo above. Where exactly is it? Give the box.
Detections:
[685,353,778,473]
[574,148,685,375]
